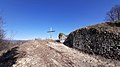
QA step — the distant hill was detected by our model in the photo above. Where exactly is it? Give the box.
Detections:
[64,21,120,60]
[9,40,27,44]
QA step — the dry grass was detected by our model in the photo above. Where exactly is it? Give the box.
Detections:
[86,21,120,33]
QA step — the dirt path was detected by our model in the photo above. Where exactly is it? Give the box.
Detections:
[12,40,120,67]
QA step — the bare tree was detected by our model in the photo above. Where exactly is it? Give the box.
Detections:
[0,17,4,40]
[0,16,6,51]
[106,5,120,21]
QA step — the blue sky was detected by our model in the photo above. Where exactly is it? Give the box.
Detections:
[0,0,120,40]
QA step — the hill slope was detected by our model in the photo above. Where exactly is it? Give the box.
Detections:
[0,40,120,67]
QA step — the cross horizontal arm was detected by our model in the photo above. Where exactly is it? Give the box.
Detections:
[47,31,55,33]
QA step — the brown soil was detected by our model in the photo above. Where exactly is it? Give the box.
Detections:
[9,40,120,67]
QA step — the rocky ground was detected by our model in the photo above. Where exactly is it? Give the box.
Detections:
[0,40,119,67]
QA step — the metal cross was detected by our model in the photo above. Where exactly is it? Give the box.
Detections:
[47,27,55,39]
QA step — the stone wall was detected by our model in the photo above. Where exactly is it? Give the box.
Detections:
[64,21,120,60]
